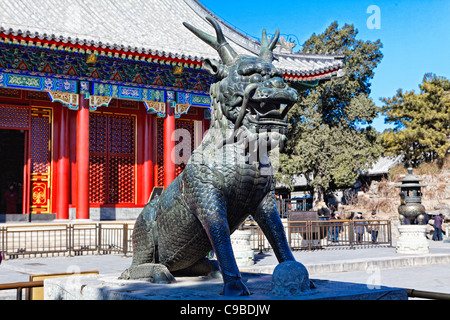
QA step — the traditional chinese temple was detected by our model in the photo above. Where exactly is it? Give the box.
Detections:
[0,0,343,221]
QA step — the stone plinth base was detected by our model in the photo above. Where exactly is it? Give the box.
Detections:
[396,225,429,254]
[0,213,56,222]
[231,230,254,267]
[44,273,407,300]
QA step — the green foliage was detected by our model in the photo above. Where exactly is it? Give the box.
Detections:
[380,73,450,166]
[277,22,384,200]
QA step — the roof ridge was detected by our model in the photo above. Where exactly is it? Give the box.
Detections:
[184,0,261,55]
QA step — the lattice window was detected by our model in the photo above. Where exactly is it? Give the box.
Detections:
[89,155,107,204]
[0,105,29,129]
[156,119,196,185]
[0,88,21,99]
[109,116,134,155]
[27,91,51,101]
[108,115,135,203]
[31,115,50,174]
[89,114,107,153]
[175,120,194,177]
[89,113,135,204]
[108,156,134,203]
[156,118,164,186]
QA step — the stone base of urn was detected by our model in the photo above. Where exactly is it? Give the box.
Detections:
[231,229,255,267]
[396,225,429,254]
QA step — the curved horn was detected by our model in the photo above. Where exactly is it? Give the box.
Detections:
[183,16,238,65]
[260,29,280,62]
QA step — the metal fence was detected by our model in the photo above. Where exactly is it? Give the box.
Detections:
[243,219,392,252]
[0,219,391,260]
[0,223,134,260]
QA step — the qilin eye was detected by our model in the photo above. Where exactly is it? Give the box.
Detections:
[250,74,263,83]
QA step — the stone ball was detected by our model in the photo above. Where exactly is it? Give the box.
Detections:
[271,261,310,296]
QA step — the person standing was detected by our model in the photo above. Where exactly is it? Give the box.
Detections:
[368,211,380,243]
[432,214,444,241]
[354,212,366,243]
[4,184,18,214]
[330,211,342,243]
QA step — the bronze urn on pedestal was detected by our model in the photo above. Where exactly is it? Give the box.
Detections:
[396,168,427,225]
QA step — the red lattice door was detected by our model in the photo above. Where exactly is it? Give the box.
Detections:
[30,107,52,214]
[89,113,135,204]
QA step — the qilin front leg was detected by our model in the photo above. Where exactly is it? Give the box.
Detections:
[192,183,250,296]
[252,189,295,263]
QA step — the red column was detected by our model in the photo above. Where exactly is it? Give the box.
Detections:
[76,95,90,220]
[202,118,210,136]
[23,131,30,214]
[164,102,176,188]
[143,113,154,201]
[56,107,70,219]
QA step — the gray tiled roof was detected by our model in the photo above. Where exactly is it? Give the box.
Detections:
[365,155,404,176]
[0,0,343,78]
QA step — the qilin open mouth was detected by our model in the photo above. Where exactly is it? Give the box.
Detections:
[247,101,290,127]
[245,85,297,128]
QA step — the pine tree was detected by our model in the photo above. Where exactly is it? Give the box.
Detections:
[277,22,383,202]
[380,73,450,167]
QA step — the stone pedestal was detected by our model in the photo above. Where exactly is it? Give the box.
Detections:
[396,225,429,254]
[231,230,254,267]
[44,273,408,300]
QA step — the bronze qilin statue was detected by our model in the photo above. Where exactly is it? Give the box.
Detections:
[120,17,304,296]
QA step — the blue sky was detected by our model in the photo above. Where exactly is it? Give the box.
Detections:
[201,0,450,132]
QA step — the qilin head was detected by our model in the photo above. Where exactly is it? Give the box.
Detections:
[184,17,298,151]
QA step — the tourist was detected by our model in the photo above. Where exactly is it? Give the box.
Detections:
[330,211,342,243]
[354,212,366,243]
[4,184,17,214]
[432,214,444,241]
[367,211,380,243]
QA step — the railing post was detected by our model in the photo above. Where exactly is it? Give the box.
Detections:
[306,221,311,251]
[388,220,392,247]
[286,220,291,249]
[97,223,102,255]
[68,224,72,257]
[259,226,266,253]
[3,227,7,261]
[1,226,4,260]
[16,287,22,300]
[349,220,355,249]
[122,224,129,256]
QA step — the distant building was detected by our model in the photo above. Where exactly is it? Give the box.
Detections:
[363,155,404,178]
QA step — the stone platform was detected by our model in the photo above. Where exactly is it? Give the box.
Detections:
[0,213,56,222]
[44,272,407,300]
